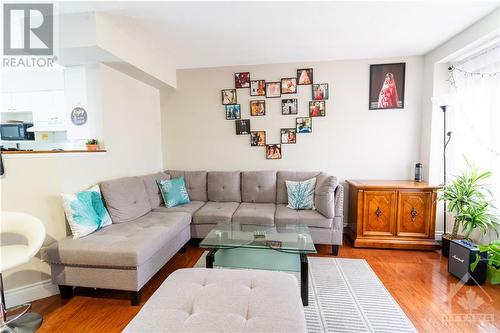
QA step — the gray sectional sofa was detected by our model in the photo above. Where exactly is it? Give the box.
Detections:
[42,170,343,305]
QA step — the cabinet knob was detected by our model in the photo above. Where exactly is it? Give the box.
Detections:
[375,207,382,219]
[410,207,418,221]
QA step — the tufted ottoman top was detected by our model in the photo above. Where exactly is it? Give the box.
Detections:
[123,268,306,332]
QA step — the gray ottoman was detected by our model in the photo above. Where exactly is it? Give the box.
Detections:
[123,268,306,332]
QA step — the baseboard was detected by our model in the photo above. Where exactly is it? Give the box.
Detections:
[5,279,59,308]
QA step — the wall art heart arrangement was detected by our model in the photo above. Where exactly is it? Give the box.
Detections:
[221,68,328,159]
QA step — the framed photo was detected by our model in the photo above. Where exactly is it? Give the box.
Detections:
[296,117,312,133]
[266,82,281,98]
[225,104,241,120]
[281,78,297,94]
[309,101,326,117]
[250,100,266,116]
[312,83,329,100]
[266,144,282,160]
[235,119,251,135]
[281,128,296,144]
[281,98,298,115]
[250,131,266,146]
[369,62,405,110]
[221,89,237,105]
[297,68,313,85]
[235,72,250,88]
[250,80,266,96]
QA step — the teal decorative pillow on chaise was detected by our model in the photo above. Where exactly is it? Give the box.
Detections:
[62,185,112,239]
[286,178,317,210]
[157,177,191,208]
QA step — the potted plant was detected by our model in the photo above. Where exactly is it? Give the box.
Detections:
[471,241,500,285]
[438,161,499,257]
[85,139,99,151]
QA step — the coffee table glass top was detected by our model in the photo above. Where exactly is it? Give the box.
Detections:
[199,222,316,253]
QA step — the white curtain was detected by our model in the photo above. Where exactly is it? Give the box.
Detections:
[449,45,500,242]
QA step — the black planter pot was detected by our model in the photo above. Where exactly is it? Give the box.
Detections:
[441,234,450,257]
[441,234,465,258]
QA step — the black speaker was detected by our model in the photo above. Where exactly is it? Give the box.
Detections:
[448,239,486,285]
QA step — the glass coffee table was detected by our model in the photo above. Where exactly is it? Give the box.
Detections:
[199,222,317,306]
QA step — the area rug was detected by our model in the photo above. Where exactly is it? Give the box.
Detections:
[195,253,416,333]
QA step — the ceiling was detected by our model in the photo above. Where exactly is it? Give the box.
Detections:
[59,1,500,69]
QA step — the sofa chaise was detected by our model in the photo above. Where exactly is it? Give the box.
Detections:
[42,170,343,305]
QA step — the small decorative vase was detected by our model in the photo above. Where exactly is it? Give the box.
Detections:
[86,144,99,151]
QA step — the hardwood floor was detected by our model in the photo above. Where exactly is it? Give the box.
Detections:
[31,238,499,333]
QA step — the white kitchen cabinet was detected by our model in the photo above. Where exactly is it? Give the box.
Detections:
[31,91,66,125]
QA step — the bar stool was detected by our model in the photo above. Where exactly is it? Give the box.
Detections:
[1,212,45,332]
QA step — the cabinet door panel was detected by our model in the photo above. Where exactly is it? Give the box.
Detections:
[362,191,396,236]
[397,192,431,238]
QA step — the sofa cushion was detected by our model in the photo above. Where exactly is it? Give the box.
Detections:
[208,171,241,202]
[275,204,332,228]
[139,172,170,209]
[100,177,152,223]
[153,201,205,216]
[166,171,207,202]
[123,268,306,333]
[315,176,338,218]
[241,171,277,203]
[61,185,112,239]
[276,171,325,204]
[158,177,191,208]
[286,177,316,210]
[232,203,276,226]
[41,212,191,267]
[192,202,240,225]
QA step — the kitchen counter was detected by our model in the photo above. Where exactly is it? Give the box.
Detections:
[2,149,107,154]
[1,149,107,159]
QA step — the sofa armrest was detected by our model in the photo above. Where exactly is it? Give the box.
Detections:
[334,183,344,218]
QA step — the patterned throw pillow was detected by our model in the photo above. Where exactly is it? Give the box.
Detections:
[157,177,191,208]
[62,185,112,239]
[286,178,317,210]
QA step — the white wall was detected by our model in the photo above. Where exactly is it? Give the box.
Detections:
[0,64,163,303]
[163,56,424,208]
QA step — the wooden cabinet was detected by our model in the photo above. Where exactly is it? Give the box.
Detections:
[347,180,440,250]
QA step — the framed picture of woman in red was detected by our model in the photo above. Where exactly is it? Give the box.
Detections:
[369,63,405,110]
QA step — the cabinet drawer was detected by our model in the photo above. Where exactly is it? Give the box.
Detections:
[397,192,432,238]
[362,191,397,236]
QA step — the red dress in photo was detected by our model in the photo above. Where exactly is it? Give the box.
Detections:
[377,75,399,108]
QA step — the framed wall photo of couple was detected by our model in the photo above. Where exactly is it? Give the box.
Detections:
[296,117,312,133]
[222,89,237,105]
[266,82,281,98]
[250,100,266,116]
[309,101,325,117]
[281,98,298,115]
[250,80,266,96]
[236,119,251,135]
[281,78,297,94]
[369,62,405,110]
[297,68,313,85]
[281,128,296,144]
[250,131,266,146]
[225,104,241,120]
[266,144,282,160]
[235,72,250,88]
[312,83,328,100]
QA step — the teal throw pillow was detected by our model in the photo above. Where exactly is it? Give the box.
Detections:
[286,178,317,210]
[62,185,112,239]
[157,177,191,208]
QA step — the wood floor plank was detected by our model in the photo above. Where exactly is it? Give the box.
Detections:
[30,238,499,332]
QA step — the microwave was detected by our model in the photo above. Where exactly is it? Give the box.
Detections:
[0,123,35,141]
